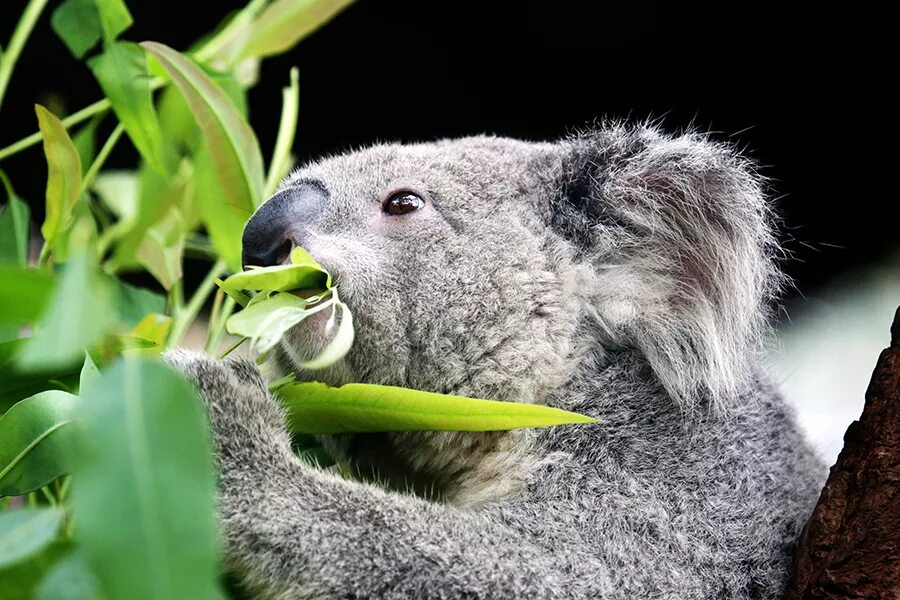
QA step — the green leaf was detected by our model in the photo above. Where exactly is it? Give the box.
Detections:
[0,509,63,569]
[222,248,331,293]
[105,275,166,328]
[35,105,83,250]
[277,382,598,435]
[0,171,31,266]
[192,146,244,270]
[17,254,111,373]
[0,391,78,497]
[240,0,355,60]
[79,352,100,393]
[226,292,331,354]
[300,300,353,369]
[0,541,72,600]
[141,42,264,269]
[50,0,102,59]
[89,42,168,174]
[94,0,133,41]
[35,553,103,600]
[0,266,54,327]
[73,358,222,600]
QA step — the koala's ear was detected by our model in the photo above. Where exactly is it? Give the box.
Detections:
[547,124,782,412]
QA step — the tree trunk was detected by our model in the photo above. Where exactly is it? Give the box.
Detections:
[785,306,900,599]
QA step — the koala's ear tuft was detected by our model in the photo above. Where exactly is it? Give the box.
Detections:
[549,123,783,413]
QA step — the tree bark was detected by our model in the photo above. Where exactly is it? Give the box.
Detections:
[785,306,900,599]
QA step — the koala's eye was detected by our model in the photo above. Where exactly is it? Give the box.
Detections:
[383,192,424,216]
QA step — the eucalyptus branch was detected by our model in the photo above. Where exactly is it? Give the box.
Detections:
[0,0,50,113]
[167,259,227,347]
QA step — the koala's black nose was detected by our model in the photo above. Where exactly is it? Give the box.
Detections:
[241,181,328,268]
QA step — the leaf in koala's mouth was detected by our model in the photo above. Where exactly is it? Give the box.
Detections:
[216,246,352,366]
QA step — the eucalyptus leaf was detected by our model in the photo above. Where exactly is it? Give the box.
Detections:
[73,358,222,600]
[0,509,63,569]
[35,105,83,250]
[105,275,166,328]
[79,352,101,393]
[17,254,111,373]
[50,0,102,59]
[0,391,78,497]
[300,301,353,369]
[89,42,168,174]
[0,171,31,266]
[226,292,331,354]
[0,541,72,600]
[72,117,101,175]
[222,251,331,294]
[94,0,133,41]
[35,553,103,600]
[240,0,355,60]
[0,266,54,327]
[278,382,597,435]
[141,42,264,269]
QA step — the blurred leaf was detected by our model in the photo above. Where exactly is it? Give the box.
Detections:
[0,171,31,266]
[73,358,222,600]
[136,210,185,290]
[240,0,355,60]
[264,67,299,195]
[106,161,192,271]
[0,391,78,497]
[17,254,111,372]
[35,106,83,250]
[192,146,245,269]
[0,369,80,416]
[300,300,353,369]
[89,42,168,174]
[92,170,139,225]
[35,553,103,600]
[129,314,172,348]
[142,42,264,268]
[72,117,101,175]
[278,382,598,435]
[105,276,166,328]
[0,508,63,569]
[50,0,102,59]
[0,266,54,327]
[79,352,100,393]
[95,0,133,41]
[0,541,72,600]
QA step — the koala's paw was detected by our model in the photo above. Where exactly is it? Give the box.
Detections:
[163,349,292,467]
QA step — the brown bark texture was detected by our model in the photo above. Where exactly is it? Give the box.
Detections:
[785,306,900,600]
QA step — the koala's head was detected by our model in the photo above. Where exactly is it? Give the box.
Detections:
[243,124,779,416]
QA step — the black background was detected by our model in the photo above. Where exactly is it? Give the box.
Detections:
[0,1,894,303]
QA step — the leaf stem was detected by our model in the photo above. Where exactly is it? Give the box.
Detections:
[205,296,236,352]
[79,121,125,196]
[0,0,50,114]
[264,67,299,195]
[217,335,247,359]
[168,259,227,348]
[0,79,163,162]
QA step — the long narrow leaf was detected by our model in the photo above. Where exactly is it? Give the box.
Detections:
[73,358,221,600]
[35,105,82,249]
[240,0,355,60]
[278,382,597,435]
[264,67,299,195]
[142,40,264,217]
[89,42,168,174]
[0,170,31,266]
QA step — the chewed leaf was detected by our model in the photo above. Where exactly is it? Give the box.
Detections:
[225,293,332,354]
[277,382,598,435]
[220,261,331,294]
[301,301,353,369]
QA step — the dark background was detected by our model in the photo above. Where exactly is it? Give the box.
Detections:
[1,0,894,304]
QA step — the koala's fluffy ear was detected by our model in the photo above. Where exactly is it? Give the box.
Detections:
[548,123,782,412]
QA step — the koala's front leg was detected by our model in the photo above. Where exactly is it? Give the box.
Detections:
[165,350,604,600]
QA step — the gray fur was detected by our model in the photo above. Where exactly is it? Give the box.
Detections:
[166,122,825,599]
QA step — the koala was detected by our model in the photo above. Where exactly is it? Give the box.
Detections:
[167,122,827,599]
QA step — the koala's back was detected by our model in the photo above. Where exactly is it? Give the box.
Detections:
[493,350,825,599]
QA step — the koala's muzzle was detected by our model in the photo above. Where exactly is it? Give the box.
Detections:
[241,181,328,268]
